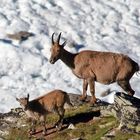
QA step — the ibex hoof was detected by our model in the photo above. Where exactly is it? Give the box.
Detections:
[28,128,36,135]
[42,130,47,136]
[79,96,87,102]
[128,93,134,96]
[56,124,62,131]
[42,131,47,136]
[89,102,95,107]
[89,98,97,107]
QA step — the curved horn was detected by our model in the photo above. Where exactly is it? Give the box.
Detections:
[52,32,55,45]
[57,32,62,44]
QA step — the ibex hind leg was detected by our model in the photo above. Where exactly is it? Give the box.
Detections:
[56,107,65,131]
[88,78,97,106]
[117,80,135,96]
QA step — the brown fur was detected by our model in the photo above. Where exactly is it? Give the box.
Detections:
[16,90,72,135]
[49,33,139,105]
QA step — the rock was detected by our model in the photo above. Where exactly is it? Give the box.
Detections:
[7,31,34,41]
[68,123,76,130]
[93,116,101,121]
[101,136,114,140]
[68,93,90,106]
[99,122,115,129]
[99,104,114,117]
[113,92,140,134]
[0,108,26,137]
[71,138,82,140]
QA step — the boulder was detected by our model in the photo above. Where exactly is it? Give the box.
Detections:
[0,108,25,137]
[113,92,140,133]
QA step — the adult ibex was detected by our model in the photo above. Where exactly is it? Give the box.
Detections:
[16,90,72,135]
[49,33,139,105]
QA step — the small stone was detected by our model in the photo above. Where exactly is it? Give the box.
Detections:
[93,116,101,121]
[71,138,82,140]
[68,123,76,130]
[99,122,115,128]
[105,129,116,137]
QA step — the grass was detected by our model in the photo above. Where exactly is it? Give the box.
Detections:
[4,104,140,140]
[113,131,140,140]
[54,115,117,140]
[6,127,31,140]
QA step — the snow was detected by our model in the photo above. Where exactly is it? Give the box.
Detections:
[0,0,140,113]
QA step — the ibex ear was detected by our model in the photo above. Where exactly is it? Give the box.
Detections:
[61,40,67,48]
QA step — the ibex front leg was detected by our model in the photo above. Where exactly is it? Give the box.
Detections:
[88,78,97,106]
[80,79,88,102]
[29,120,37,135]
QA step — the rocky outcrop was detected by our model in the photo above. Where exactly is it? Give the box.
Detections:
[0,108,25,139]
[113,92,140,134]
[0,92,140,139]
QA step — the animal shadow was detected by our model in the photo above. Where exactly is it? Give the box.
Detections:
[74,43,85,51]
[63,110,101,125]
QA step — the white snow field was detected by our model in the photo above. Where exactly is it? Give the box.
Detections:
[0,0,140,112]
